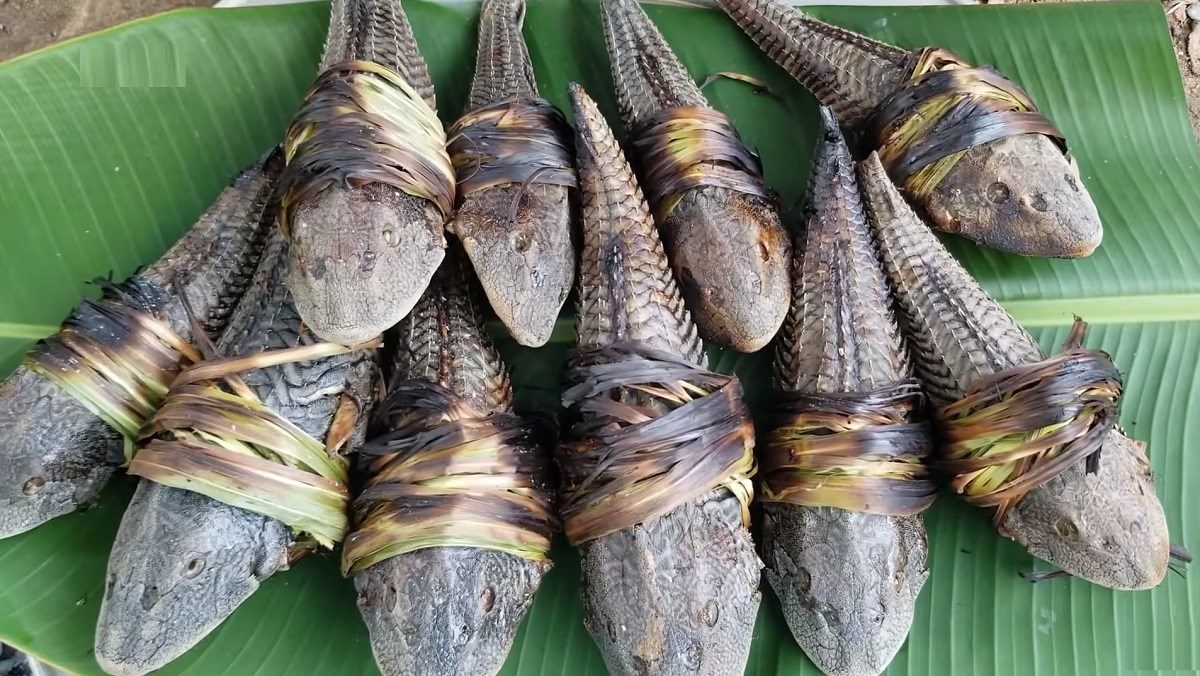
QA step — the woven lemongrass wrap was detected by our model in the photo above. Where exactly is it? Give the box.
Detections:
[278,59,456,232]
[341,380,558,576]
[447,97,576,199]
[761,380,936,517]
[937,319,1122,523]
[557,342,756,545]
[869,47,1065,199]
[627,105,774,220]
[130,340,377,548]
[24,280,201,461]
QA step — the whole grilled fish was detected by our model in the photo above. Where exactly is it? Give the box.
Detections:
[0,155,278,539]
[283,0,448,343]
[718,0,1102,258]
[93,231,378,675]
[600,0,790,352]
[352,252,548,676]
[860,152,1169,589]
[447,0,575,347]
[765,109,929,676]
[567,82,761,675]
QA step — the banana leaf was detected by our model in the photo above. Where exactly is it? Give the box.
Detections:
[0,1,1196,674]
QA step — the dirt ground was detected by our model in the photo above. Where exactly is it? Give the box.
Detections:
[1165,2,1200,141]
[0,0,210,61]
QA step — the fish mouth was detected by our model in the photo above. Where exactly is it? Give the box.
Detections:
[354,549,546,676]
[763,505,926,676]
[94,588,226,676]
[1001,432,1171,591]
[923,134,1104,259]
[452,189,575,349]
[966,198,1103,259]
[94,484,290,675]
[0,477,80,539]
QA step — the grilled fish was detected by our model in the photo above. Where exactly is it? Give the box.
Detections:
[352,251,549,676]
[566,82,761,675]
[718,0,1103,258]
[283,0,448,343]
[600,0,790,352]
[765,109,928,676]
[860,152,1169,589]
[447,0,575,347]
[93,230,378,675]
[0,155,278,539]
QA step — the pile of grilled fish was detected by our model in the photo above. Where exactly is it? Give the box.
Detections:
[0,1,1180,675]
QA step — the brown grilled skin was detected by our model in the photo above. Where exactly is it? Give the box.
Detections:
[0,156,278,540]
[94,231,379,676]
[766,110,928,676]
[354,251,547,676]
[569,83,761,676]
[286,0,447,344]
[601,0,790,352]
[718,0,1102,258]
[446,0,575,348]
[861,152,1169,590]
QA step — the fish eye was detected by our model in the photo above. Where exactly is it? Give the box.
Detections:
[22,476,45,495]
[987,182,1011,204]
[183,555,207,579]
[1054,517,1080,540]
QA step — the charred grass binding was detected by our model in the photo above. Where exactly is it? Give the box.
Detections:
[937,318,1122,524]
[24,280,202,460]
[761,379,937,517]
[129,339,379,549]
[869,48,1065,199]
[278,59,456,234]
[627,105,776,220]
[341,379,558,576]
[557,342,756,545]
[447,97,577,198]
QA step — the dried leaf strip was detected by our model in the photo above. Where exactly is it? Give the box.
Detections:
[447,97,577,198]
[24,280,200,459]
[761,380,936,517]
[937,318,1123,523]
[558,342,756,545]
[627,105,773,220]
[341,380,558,576]
[129,340,377,549]
[278,59,456,232]
[868,48,1065,199]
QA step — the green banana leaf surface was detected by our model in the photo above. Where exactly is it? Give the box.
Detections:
[0,0,1197,674]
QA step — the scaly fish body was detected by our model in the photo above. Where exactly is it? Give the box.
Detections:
[765,109,928,676]
[601,0,790,352]
[0,155,278,539]
[860,153,1169,590]
[568,83,761,676]
[353,252,546,676]
[447,0,575,348]
[718,0,1103,258]
[286,0,447,344]
[93,231,379,676]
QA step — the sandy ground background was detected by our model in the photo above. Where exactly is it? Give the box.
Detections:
[0,0,209,59]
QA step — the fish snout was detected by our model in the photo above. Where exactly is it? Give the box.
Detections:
[287,182,446,343]
[923,134,1103,258]
[0,473,80,539]
[0,367,125,538]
